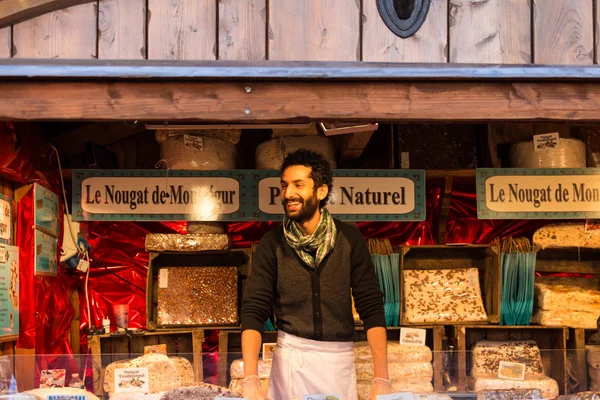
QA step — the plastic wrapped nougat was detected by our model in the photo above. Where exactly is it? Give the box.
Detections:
[534,309,598,329]
[145,234,230,252]
[356,382,435,400]
[473,375,559,399]
[355,361,433,381]
[353,341,432,363]
[230,359,272,379]
[535,283,600,313]
[533,223,600,249]
[472,340,544,376]
[104,354,194,393]
[476,389,543,400]
[403,268,487,323]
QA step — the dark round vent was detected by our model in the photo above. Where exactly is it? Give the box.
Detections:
[377,0,431,38]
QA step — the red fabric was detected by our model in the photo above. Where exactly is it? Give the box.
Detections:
[445,189,553,244]
[82,221,184,333]
[357,187,441,246]
[1,123,78,385]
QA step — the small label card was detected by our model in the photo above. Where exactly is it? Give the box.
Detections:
[498,361,526,381]
[302,395,341,400]
[377,393,415,400]
[184,134,204,150]
[144,344,167,355]
[533,132,560,152]
[586,219,600,231]
[262,343,276,361]
[114,367,150,392]
[40,369,66,388]
[399,328,426,346]
[46,395,88,400]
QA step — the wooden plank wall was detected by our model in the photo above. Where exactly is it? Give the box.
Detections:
[12,3,96,59]
[533,0,594,64]
[362,0,447,62]
[218,0,266,60]
[269,0,360,61]
[98,0,146,59]
[1,1,600,64]
[449,0,531,63]
[0,27,9,57]
[147,0,216,60]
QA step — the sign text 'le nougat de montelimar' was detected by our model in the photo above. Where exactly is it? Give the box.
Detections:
[477,168,600,219]
[72,170,425,222]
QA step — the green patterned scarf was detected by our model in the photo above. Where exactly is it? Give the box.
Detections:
[283,208,337,269]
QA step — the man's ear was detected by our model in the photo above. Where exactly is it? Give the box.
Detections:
[317,184,328,201]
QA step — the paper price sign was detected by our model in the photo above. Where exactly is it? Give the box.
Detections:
[377,393,415,400]
[498,361,526,381]
[262,343,276,361]
[399,328,426,346]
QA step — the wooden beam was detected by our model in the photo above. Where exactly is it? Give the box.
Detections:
[0,0,96,29]
[5,81,600,122]
[339,131,374,164]
[52,122,147,158]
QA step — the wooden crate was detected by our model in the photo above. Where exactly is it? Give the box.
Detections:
[398,245,501,325]
[89,329,205,395]
[535,248,600,393]
[146,251,247,331]
[451,325,568,394]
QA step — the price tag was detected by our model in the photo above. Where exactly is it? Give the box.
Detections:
[586,219,600,231]
[46,395,88,400]
[114,367,150,392]
[262,342,276,361]
[159,269,168,288]
[399,328,426,346]
[302,395,341,400]
[533,132,560,152]
[40,369,66,388]
[498,361,526,381]
[216,398,247,400]
[184,134,204,150]
[377,393,415,400]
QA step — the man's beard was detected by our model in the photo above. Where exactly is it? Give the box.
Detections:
[283,192,320,223]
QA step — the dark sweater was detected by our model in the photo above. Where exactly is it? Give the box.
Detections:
[241,219,386,341]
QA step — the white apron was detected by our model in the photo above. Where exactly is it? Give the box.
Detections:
[268,331,358,400]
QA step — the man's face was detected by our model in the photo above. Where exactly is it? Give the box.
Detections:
[280,165,322,222]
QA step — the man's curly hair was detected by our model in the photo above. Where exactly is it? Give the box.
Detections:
[280,149,333,209]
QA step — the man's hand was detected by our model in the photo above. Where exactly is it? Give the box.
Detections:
[241,375,271,400]
[369,377,392,400]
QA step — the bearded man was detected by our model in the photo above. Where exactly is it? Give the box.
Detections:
[240,149,390,400]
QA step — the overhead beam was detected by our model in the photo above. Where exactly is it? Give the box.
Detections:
[0,0,96,28]
[339,131,375,164]
[52,122,147,158]
[3,81,600,122]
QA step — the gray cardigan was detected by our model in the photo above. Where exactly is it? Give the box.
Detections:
[241,219,386,341]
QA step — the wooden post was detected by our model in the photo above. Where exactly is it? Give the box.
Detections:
[218,331,229,387]
[436,175,454,245]
[432,326,444,392]
[455,326,467,392]
[14,347,35,391]
[192,329,204,383]
[89,335,103,395]
[573,328,588,392]
[70,289,80,354]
